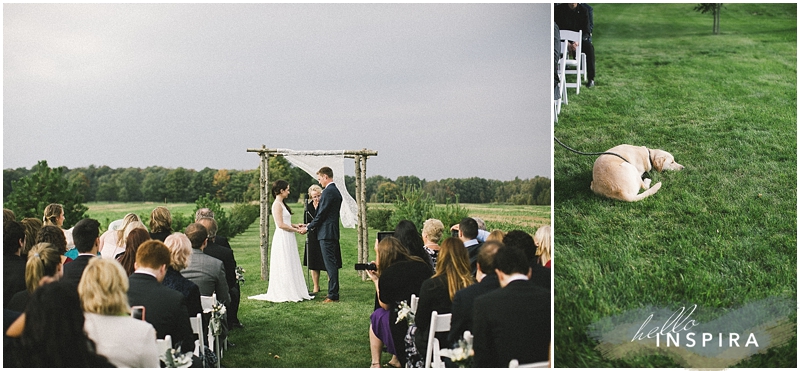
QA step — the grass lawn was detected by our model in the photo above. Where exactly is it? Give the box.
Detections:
[86,201,548,367]
[554,4,796,368]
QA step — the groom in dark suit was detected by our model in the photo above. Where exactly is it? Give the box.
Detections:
[304,167,343,303]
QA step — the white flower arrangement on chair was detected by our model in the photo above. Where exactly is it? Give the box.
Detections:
[159,347,193,368]
[395,300,415,325]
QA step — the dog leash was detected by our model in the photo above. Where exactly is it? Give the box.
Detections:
[554,136,631,164]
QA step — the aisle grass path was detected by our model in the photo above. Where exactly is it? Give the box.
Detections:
[554,4,796,367]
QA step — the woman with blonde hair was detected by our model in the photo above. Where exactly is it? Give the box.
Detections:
[42,203,76,259]
[149,206,173,242]
[303,184,327,294]
[413,237,475,366]
[366,236,433,368]
[421,218,444,269]
[7,243,63,312]
[99,213,140,259]
[163,232,203,317]
[486,229,506,243]
[79,258,159,368]
[534,225,552,268]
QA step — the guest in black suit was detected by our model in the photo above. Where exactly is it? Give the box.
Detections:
[128,240,195,354]
[194,208,232,248]
[303,166,343,302]
[3,221,27,307]
[473,246,551,368]
[7,243,63,312]
[197,217,241,328]
[447,241,503,345]
[503,230,550,290]
[413,237,474,367]
[60,219,100,289]
[456,218,483,275]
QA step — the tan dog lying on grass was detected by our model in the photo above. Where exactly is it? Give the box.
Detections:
[590,144,684,202]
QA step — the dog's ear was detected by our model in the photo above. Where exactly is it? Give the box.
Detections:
[652,152,666,172]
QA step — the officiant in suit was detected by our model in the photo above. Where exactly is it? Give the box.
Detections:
[303,167,343,303]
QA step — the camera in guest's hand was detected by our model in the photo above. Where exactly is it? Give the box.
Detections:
[451,229,460,238]
[355,262,377,271]
[377,231,394,242]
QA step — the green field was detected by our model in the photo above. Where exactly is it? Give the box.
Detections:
[86,201,549,367]
[554,4,796,368]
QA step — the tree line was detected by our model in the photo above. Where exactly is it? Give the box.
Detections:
[4,158,550,206]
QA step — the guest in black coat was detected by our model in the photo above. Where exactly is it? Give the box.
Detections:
[473,246,551,368]
[164,233,203,318]
[413,238,474,366]
[3,221,27,307]
[503,230,551,290]
[196,217,241,328]
[149,206,173,242]
[60,219,101,289]
[447,241,503,346]
[128,240,194,354]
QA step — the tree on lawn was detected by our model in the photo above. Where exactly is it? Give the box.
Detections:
[695,3,723,35]
[4,160,88,228]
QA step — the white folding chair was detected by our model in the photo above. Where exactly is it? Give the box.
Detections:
[189,313,209,367]
[156,334,172,367]
[559,29,587,96]
[509,359,550,368]
[201,294,224,363]
[424,311,452,368]
[410,293,420,313]
[555,41,568,121]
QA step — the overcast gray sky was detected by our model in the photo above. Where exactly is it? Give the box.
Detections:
[3,3,551,181]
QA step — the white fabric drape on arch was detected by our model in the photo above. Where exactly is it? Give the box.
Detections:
[282,150,359,228]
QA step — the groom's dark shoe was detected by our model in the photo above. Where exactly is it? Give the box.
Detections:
[323,298,339,303]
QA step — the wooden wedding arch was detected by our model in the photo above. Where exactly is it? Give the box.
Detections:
[246,146,377,280]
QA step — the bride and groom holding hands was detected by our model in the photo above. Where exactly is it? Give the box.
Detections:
[249,167,342,303]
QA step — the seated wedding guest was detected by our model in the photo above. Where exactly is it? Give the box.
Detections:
[116,228,151,276]
[5,282,114,367]
[182,223,230,305]
[149,206,173,242]
[128,240,195,354]
[456,218,483,274]
[395,220,434,267]
[164,233,203,318]
[197,217,241,329]
[486,229,506,243]
[99,213,140,259]
[7,243,63,312]
[60,219,101,289]
[534,225,552,268]
[412,237,474,367]
[447,241,503,346]
[3,208,15,222]
[421,218,445,269]
[4,221,28,307]
[20,218,43,258]
[42,203,76,258]
[195,208,232,249]
[473,246,550,367]
[79,258,159,367]
[503,230,550,290]
[36,225,72,264]
[366,236,433,368]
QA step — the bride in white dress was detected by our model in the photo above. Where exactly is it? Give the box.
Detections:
[248,180,312,303]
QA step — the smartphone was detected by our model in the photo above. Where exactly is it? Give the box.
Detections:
[131,305,146,321]
[451,229,460,238]
[355,262,378,271]
[377,231,394,242]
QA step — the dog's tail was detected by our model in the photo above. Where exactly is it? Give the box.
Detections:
[631,181,662,202]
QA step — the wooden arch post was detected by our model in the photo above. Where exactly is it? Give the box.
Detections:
[246,147,377,281]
